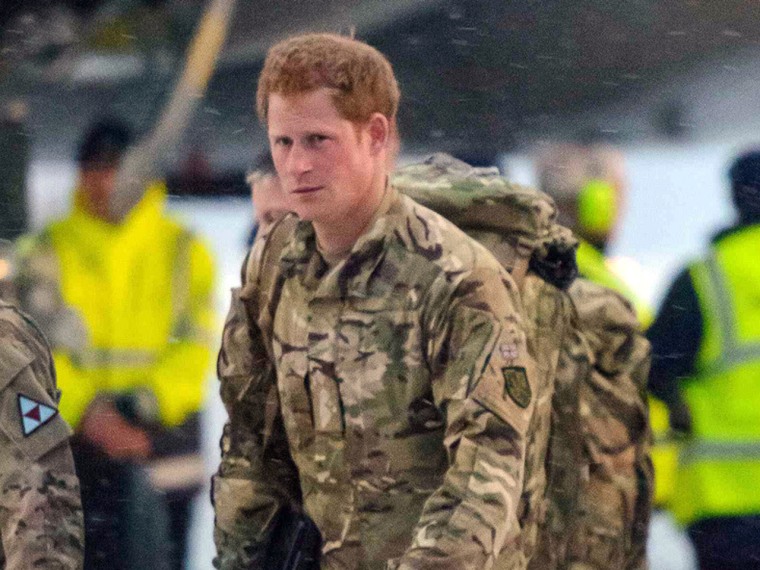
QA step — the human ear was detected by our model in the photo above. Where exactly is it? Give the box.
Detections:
[367,113,390,155]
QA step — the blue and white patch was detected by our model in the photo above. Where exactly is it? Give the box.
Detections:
[17,394,57,437]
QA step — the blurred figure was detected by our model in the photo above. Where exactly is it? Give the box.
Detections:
[0,100,29,241]
[0,299,84,568]
[647,151,760,570]
[245,152,289,246]
[537,142,652,323]
[15,118,216,569]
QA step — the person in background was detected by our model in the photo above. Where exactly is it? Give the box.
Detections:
[246,152,290,247]
[14,118,216,569]
[536,143,651,323]
[647,150,760,570]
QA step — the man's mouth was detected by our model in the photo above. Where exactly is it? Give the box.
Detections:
[293,186,323,195]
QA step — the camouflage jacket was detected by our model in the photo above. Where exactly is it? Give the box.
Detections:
[213,188,537,570]
[527,277,652,570]
[493,273,580,570]
[0,301,84,569]
[550,280,652,570]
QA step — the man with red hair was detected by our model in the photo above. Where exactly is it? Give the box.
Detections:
[213,33,537,570]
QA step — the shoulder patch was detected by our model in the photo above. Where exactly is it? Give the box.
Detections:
[17,394,58,436]
[502,366,531,409]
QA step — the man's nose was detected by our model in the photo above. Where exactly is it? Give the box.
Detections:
[286,143,312,176]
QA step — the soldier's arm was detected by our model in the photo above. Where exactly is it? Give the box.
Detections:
[212,237,301,570]
[394,267,536,570]
[569,283,653,570]
[0,339,83,569]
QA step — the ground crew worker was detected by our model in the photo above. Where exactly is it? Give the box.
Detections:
[395,154,652,569]
[0,300,84,568]
[537,143,673,518]
[212,34,537,570]
[14,119,216,569]
[647,150,760,569]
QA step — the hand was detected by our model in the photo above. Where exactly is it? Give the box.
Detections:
[79,398,152,460]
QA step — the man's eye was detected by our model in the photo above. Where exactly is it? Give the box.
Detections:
[274,137,292,147]
[306,134,328,146]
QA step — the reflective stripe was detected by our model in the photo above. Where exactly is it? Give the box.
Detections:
[172,228,193,334]
[680,440,760,465]
[146,453,206,492]
[76,348,157,368]
[700,253,760,375]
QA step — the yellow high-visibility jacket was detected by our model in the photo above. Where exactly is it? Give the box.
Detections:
[673,224,760,525]
[17,182,216,428]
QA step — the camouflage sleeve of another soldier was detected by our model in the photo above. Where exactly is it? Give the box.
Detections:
[566,280,653,570]
[392,262,538,570]
[0,302,84,569]
[212,221,302,570]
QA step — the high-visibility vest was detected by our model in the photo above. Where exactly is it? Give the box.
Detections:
[576,239,677,506]
[673,224,760,525]
[18,182,216,428]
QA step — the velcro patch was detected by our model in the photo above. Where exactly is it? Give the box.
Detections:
[499,342,520,361]
[17,394,58,436]
[502,366,531,409]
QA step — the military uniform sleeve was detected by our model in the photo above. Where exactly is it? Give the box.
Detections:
[567,282,653,570]
[0,333,83,569]
[212,235,302,570]
[394,267,536,570]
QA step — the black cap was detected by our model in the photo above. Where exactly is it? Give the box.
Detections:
[77,118,133,167]
[729,151,760,219]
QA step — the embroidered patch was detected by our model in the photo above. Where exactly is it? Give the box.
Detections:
[17,394,57,437]
[502,367,531,409]
[499,342,519,361]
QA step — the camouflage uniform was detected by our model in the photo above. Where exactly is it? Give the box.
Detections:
[0,301,84,569]
[394,154,652,569]
[213,186,538,570]
[549,279,653,570]
[526,225,652,570]
[394,156,585,569]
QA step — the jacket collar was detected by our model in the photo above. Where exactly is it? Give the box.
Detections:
[280,187,404,300]
[712,221,760,244]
